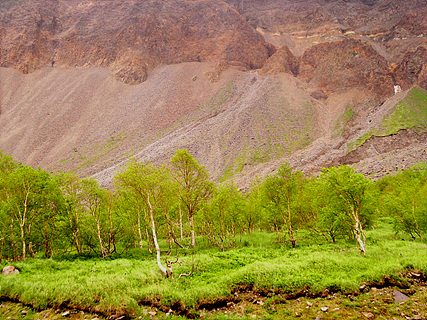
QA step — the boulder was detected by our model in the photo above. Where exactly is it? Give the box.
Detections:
[393,290,409,303]
[362,311,375,318]
[1,266,19,275]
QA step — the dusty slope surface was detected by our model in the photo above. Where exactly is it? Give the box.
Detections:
[0,63,323,183]
[1,0,427,187]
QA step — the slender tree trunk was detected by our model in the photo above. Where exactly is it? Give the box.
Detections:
[412,199,423,239]
[97,222,106,258]
[189,214,195,249]
[49,215,57,258]
[69,213,82,254]
[165,212,186,249]
[44,217,51,258]
[93,214,107,258]
[73,231,82,254]
[137,212,144,249]
[107,194,114,254]
[145,224,153,255]
[179,205,184,241]
[287,195,296,248]
[147,199,169,277]
[19,223,26,259]
[353,213,366,255]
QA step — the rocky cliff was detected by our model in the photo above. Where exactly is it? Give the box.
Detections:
[0,0,271,84]
[1,0,426,186]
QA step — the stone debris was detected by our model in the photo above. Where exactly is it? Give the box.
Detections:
[393,290,409,303]
[321,306,329,312]
[362,311,375,318]
[62,311,70,317]
[148,311,157,318]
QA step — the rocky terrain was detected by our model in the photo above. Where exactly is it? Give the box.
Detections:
[0,0,426,187]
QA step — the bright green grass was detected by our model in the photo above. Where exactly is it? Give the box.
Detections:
[1,219,426,317]
[410,161,427,170]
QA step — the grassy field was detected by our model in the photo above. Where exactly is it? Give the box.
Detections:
[1,218,427,319]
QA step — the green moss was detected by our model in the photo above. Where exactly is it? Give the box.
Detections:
[249,148,271,165]
[70,132,128,171]
[334,105,354,138]
[219,150,248,183]
[409,161,427,170]
[348,87,427,152]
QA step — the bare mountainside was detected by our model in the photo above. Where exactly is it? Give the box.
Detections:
[1,0,427,187]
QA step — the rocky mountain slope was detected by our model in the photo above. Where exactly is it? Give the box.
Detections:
[0,0,426,187]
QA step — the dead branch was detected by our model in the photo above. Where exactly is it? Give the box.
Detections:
[178,263,200,279]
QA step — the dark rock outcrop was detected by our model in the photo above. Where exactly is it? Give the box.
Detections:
[298,38,394,96]
[395,46,427,90]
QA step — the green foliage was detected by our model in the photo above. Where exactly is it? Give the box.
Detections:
[0,165,65,260]
[198,183,246,250]
[261,163,307,247]
[303,177,352,243]
[0,149,19,173]
[317,166,373,253]
[0,150,427,319]
[171,149,214,248]
[1,150,427,317]
[375,169,427,239]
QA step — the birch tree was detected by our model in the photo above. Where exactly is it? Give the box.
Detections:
[263,163,306,248]
[57,173,85,254]
[115,161,174,277]
[0,166,57,259]
[378,170,427,239]
[198,183,245,251]
[170,149,213,249]
[79,178,112,258]
[319,165,372,254]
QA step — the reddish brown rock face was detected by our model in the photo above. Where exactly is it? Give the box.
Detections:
[394,47,427,90]
[394,9,427,38]
[0,0,270,84]
[260,46,298,76]
[298,38,394,96]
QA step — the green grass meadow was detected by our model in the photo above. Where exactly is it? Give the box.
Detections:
[1,218,426,319]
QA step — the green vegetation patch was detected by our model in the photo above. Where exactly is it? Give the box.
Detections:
[333,104,354,138]
[410,161,427,170]
[1,228,426,316]
[348,87,427,152]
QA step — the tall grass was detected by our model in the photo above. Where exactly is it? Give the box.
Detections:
[1,218,426,316]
